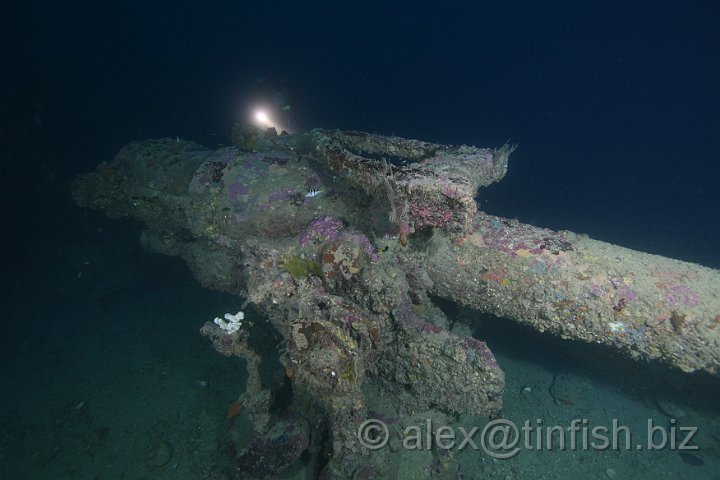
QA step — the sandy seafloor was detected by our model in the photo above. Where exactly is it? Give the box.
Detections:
[2,200,719,480]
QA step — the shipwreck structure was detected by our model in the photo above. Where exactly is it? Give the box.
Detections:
[73,125,720,478]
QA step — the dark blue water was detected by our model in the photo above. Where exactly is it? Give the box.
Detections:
[3,2,720,478]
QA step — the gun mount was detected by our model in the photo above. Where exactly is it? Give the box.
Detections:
[73,126,720,478]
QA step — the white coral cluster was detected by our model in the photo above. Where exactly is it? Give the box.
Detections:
[213,311,244,334]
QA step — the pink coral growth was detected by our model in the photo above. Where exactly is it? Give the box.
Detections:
[443,184,463,199]
[419,322,445,334]
[410,204,453,227]
[665,285,700,307]
[463,337,498,368]
[299,216,344,246]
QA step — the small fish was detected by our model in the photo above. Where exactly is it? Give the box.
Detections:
[305,189,323,198]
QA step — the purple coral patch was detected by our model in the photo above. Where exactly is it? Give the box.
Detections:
[299,216,379,261]
[228,182,249,201]
[665,285,700,307]
[463,337,498,368]
[590,284,606,297]
[299,216,344,246]
[340,231,378,261]
[616,285,638,302]
[410,204,454,228]
[476,214,572,258]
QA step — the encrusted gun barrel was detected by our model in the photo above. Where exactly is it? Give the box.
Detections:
[421,214,720,374]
